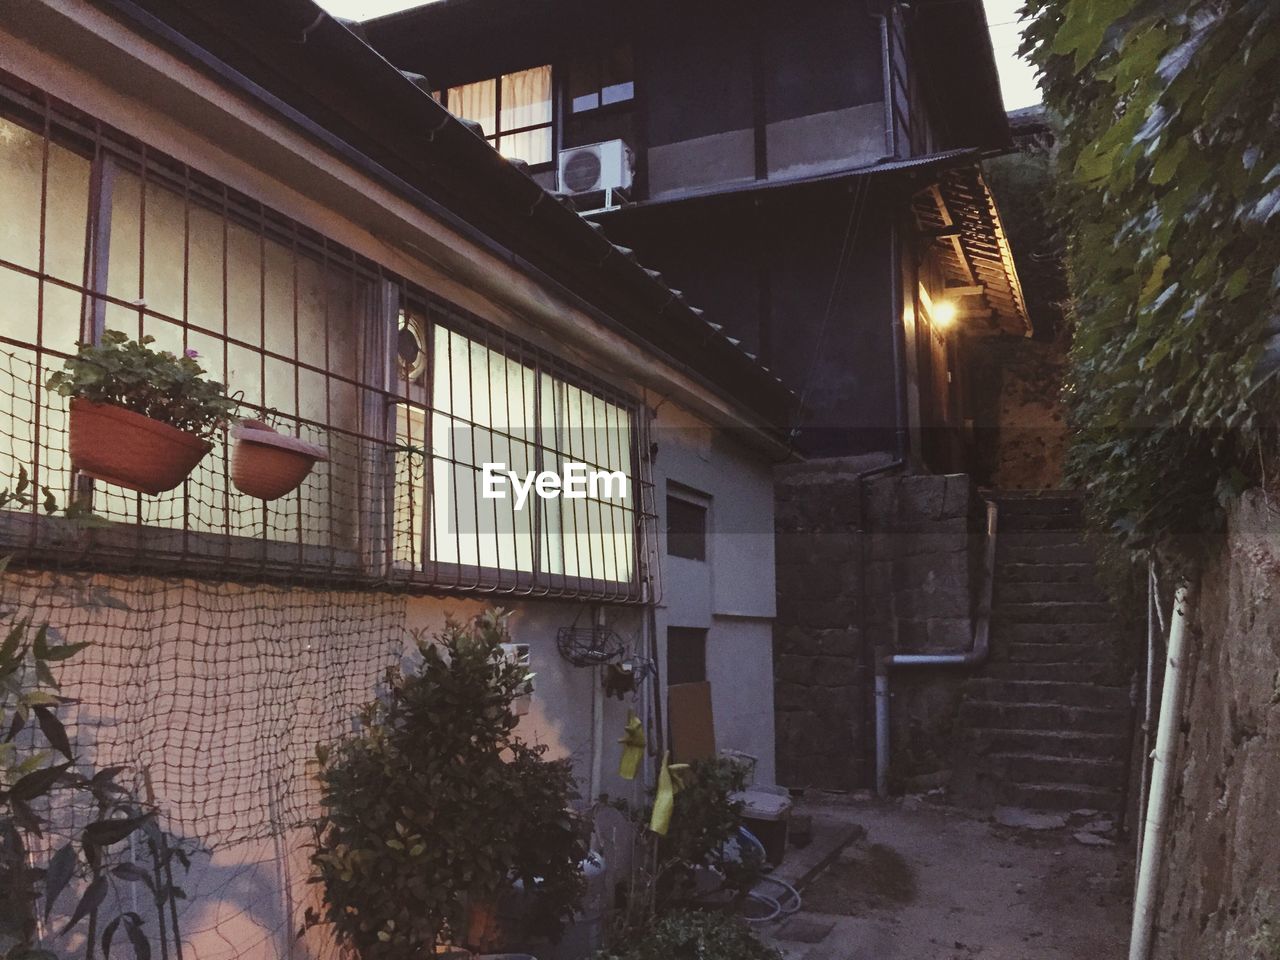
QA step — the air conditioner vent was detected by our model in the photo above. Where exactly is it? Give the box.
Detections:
[558,140,633,197]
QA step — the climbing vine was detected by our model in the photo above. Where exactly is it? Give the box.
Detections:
[1022,0,1280,550]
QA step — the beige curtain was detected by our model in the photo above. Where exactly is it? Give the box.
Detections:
[448,66,552,165]
[500,66,552,164]
[445,76,496,136]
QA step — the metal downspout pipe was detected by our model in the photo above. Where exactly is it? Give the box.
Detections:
[1129,585,1192,960]
[876,499,999,797]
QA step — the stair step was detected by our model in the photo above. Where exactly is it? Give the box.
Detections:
[959,700,1128,734]
[986,659,1125,683]
[969,727,1129,760]
[994,621,1125,646]
[993,601,1118,625]
[997,562,1099,584]
[996,580,1107,604]
[966,678,1130,710]
[999,541,1096,564]
[990,490,1082,509]
[998,530,1088,548]
[984,752,1127,788]
[998,513,1085,532]
[1003,641,1123,665]
[1003,780,1123,813]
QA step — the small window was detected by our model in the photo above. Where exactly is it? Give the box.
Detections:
[666,493,707,561]
[666,627,707,685]
[569,47,635,113]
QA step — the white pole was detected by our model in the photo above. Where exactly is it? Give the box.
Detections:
[1129,584,1191,960]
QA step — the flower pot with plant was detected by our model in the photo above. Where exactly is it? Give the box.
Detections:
[47,331,237,495]
[231,419,327,500]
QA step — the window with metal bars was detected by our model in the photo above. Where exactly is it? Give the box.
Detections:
[0,75,653,601]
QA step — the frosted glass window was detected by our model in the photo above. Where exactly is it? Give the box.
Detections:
[393,321,635,585]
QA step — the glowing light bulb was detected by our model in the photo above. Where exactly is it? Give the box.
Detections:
[932,298,957,330]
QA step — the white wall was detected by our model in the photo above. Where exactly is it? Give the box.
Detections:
[651,404,778,785]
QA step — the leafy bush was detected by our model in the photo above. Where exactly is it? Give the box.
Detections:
[1,547,195,959]
[47,330,237,439]
[594,909,780,960]
[610,755,762,931]
[656,757,752,888]
[309,610,586,957]
[1022,0,1280,551]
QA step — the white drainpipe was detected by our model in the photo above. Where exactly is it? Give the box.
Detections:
[1134,559,1161,886]
[876,500,999,796]
[1129,584,1191,960]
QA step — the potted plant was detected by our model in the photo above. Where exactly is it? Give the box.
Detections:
[46,331,237,495]
[230,418,327,500]
[307,609,587,958]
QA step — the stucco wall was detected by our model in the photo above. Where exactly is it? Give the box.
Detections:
[652,402,779,785]
[1152,490,1280,959]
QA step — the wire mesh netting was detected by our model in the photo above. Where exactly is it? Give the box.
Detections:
[0,78,657,604]
[0,75,660,959]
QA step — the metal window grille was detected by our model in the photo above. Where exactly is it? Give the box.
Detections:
[0,72,657,603]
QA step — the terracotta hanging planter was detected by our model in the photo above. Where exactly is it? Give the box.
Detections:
[230,419,327,500]
[69,398,213,495]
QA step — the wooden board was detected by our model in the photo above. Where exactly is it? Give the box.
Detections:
[668,681,716,763]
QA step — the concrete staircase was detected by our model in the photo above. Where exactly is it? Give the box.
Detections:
[954,491,1134,812]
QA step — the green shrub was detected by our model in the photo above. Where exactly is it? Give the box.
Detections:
[595,909,780,960]
[609,755,762,931]
[309,610,586,957]
[1022,0,1280,552]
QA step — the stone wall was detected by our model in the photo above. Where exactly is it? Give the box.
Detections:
[1152,490,1280,958]
[966,335,1069,491]
[774,461,978,790]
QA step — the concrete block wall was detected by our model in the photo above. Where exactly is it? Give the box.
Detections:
[774,463,869,790]
[773,461,979,790]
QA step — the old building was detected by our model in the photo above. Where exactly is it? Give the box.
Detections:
[0,0,792,954]
[365,0,1030,464]
[364,0,1134,811]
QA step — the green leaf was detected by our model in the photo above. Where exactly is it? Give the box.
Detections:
[1149,139,1188,186]
[10,760,72,801]
[84,812,152,848]
[62,874,108,935]
[44,842,77,919]
[1224,268,1248,300]
[34,705,73,760]
[39,640,92,663]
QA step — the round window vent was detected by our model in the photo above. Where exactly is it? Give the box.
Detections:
[562,149,602,193]
[397,312,428,381]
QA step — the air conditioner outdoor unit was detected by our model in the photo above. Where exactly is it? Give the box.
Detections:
[558,139,633,196]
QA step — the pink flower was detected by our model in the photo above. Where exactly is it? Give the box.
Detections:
[185,348,199,358]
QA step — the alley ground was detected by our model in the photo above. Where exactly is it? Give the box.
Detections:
[756,795,1131,960]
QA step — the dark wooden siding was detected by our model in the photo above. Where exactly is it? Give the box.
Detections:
[599,183,900,456]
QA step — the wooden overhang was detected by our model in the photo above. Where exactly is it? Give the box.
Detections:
[912,163,1030,336]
